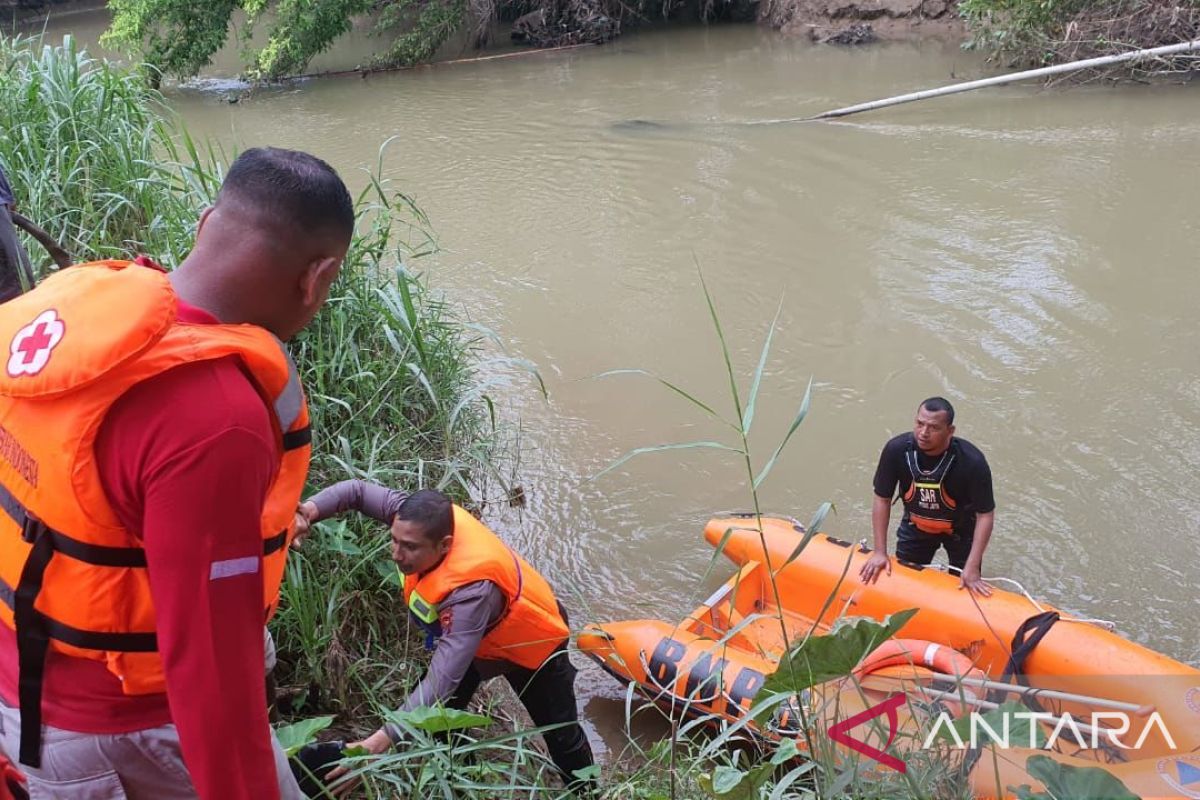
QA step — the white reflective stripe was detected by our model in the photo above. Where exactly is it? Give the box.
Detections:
[209,556,260,581]
[271,337,304,432]
[922,643,941,668]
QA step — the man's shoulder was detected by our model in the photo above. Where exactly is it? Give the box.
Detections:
[952,436,989,463]
[881,432,913,455]
[950,438,988,470]
[99,356,274,459]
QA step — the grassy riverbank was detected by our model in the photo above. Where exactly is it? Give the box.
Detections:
[960,0,1200,73]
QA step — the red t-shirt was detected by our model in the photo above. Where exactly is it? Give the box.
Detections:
[0,266,285,799]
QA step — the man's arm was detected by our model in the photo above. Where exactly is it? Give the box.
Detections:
[97,357,286,800]
[860,439,900,584]
[303,479,409,526]
[959,448,996,595]
[142,426,282,800]
[860,494,893,584]
[346,582,505,755]
[959,511,994,595]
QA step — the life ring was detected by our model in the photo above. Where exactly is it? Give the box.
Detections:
[854,638,985,715]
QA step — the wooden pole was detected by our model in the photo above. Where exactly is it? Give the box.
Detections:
[759,39,1200,124]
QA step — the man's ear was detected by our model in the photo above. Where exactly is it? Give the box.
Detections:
[299,255,341,306]
[195,206,214,236]
[438,534,454,557]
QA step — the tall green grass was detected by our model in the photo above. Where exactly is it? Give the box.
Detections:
[0,31,565,797]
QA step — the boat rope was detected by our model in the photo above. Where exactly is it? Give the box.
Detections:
[983,576,1116,630]
[861,537,1118,631]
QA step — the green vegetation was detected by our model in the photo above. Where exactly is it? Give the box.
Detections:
[960,0,1200,72]
[99,0,753,84]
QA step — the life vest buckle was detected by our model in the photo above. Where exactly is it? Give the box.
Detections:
[19,514,43,545]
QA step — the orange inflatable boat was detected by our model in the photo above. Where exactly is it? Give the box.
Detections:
[578,514,1200,799]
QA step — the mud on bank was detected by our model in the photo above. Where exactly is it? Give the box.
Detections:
[759,0,965,44]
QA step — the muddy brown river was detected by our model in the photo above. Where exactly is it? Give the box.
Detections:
[19,8,1200,755]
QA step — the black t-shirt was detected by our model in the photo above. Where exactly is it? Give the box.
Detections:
[872,433,995,537]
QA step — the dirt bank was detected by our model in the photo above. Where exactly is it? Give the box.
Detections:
[759,0,965,44]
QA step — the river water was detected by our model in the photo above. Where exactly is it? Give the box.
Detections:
[17,8,1200,755]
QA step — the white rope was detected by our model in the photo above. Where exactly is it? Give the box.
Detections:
[983,575,1117,630]
[855,538,1119,631]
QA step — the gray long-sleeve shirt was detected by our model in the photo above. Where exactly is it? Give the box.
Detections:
[306,480,517,737]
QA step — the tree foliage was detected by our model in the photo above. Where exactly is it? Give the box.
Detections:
[103,0,737,84]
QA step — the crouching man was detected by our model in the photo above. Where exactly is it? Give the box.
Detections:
[296,483,596,793]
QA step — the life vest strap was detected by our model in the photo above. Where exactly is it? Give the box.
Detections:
[263,529,288,556]
[281,425,311,452]
[13,523,52,768]
[0,577,157,652]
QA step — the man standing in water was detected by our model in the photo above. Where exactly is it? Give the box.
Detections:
[859,397,995,595]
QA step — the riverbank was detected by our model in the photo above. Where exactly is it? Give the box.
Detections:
[760,0,965,44]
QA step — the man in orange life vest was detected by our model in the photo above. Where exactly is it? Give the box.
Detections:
[294,482,596,792]
[859,397,996,596]
[0,147,352,798]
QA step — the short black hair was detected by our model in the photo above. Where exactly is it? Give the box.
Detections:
[920,396,955,425]
[396,489,454,542]
[218,146,354,245]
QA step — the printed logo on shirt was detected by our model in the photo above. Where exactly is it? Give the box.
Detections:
[439,608,454,634]
[7,309,65,378]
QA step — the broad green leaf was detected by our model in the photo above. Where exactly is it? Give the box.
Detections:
[572,764,602,782]
[760,609,919,703]
[709,766,746,796]
[592,441,743,482]
[375,559,403,588]
[387,705,492,734]
[742,301,783,435]
[1016,754,1140,800]
[771,738,802,765]
[754,376,813,489]
[273,715,335,757]
[698,762,776,799]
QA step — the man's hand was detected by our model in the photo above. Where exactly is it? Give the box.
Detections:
[290,501,319,551]
[858,552,891,585]
[325,728,393,796]
[958,564,992,596]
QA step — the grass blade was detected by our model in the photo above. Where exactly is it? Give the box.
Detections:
[753,375,813,489]
[742,299,783,435]
[592,440,744,482]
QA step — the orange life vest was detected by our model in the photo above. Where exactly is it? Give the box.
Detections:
[0,260,311,766]
[404,507,569,670]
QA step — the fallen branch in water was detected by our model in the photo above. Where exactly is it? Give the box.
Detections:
[753,38,1200,124]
